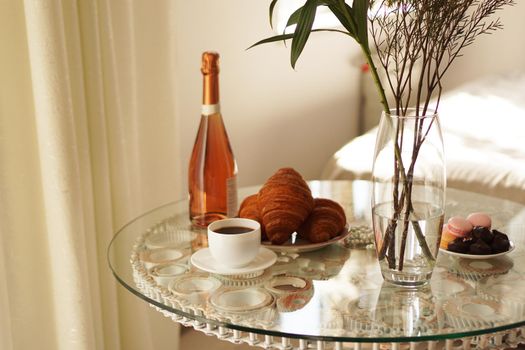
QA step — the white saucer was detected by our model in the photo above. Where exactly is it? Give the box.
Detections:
[191,247,277,275]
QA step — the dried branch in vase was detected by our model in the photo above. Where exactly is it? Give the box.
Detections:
[369,0,515,116]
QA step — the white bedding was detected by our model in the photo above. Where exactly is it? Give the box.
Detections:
[322,72,525,205]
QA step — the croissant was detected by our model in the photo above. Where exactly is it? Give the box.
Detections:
[297,198,346,243]
[258,168,314,244]
[238,194,267,240]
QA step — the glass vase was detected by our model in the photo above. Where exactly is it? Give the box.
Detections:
[372,108,446,287]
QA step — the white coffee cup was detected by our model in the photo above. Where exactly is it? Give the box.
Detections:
[207,218,261,268]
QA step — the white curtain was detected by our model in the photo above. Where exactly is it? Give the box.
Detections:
[0,1,183,349]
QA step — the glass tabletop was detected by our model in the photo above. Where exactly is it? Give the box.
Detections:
[108,180,525,343]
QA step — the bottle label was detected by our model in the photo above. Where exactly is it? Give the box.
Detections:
[226,176,238,218]
[202,104,220,116]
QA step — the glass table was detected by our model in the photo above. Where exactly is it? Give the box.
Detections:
[108,181,525,349]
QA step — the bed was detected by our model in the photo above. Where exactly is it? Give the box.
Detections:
[322,71,525,205]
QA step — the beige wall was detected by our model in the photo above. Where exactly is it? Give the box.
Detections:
[444,4,525,90]
[173,1,361,188]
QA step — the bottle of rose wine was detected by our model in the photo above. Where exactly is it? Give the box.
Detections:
[188,52,238,228]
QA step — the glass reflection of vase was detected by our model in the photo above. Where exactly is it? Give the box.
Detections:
[373,283,438,337]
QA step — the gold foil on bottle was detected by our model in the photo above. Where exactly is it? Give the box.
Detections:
[201,51,220,75]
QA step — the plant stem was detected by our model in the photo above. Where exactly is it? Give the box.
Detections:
[361,26,435,270]
[412,221,434,261]
[361,48,389,114]
[398,189,412,271]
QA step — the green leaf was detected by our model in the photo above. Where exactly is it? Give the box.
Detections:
[285,6,303,30]
[352,0,369,46]
[291,0,318,68]
[247,33,295,50]
[327,3,356,38]
[247,29,350,50]
[285,1,335,30]
[312,28,351,35]
[269,0,279,28]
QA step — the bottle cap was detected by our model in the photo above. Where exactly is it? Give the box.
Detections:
[201,51,220,75]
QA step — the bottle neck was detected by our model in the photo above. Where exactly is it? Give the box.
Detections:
[203,73,219,106]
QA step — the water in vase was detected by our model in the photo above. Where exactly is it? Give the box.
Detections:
[372,201,444,287]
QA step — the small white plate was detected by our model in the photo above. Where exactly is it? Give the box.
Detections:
[439,241,515,259]
[262,226,351,253]
[191,247,277,275]
[210,287,274,312]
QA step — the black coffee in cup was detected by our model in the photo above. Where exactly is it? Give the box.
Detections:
[214,226,253,234]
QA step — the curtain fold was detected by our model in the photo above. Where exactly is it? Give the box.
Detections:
[24,1,101,347]
[0,0,182,349]
[0,0,58,348]
[77,0,123,348]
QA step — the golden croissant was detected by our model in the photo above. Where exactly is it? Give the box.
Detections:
[238,194,267,240]
[297,198,346,243]
[257,168,314,244]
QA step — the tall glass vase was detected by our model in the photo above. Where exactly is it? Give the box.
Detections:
[372,108,446,287]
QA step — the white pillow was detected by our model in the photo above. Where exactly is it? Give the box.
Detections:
[322,72,525,205]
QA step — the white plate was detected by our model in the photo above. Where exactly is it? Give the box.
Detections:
[191,247,277,275]
[262,226,351,253]
[439,241,515,259]
[210,287,274,312]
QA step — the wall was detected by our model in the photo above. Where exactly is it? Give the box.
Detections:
[444,3,525,90]
[173,1,362,188]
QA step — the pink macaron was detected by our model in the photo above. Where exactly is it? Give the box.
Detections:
[467,212,492,229]
[447,216,473,238]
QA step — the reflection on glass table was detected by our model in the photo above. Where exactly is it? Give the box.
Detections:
[108,181,525,348]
